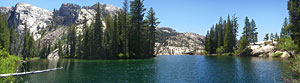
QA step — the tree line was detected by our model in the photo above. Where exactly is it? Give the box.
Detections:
[204,16,258,56]
[61,0,159,59]
[0,0,159,60]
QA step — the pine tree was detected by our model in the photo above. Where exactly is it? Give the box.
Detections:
[104,13,113,58]
[250,19,258,44]
[146,7,159,57]
[217,19,224,47]
[112,15,119,58]
[280,17,290,38]
[0,13,10,50]
[237,35,250,56]
[209,26,216,54]
[129,0,146,58]
[68,25,76,58]
[204,31,210,54]
[231,15,239,48]
[224,16,234,53]
[243,17,250,39]
[264,34,269,41]
[82,16,90,58]
[9,27,19,55]
[122,0,129,57]
[93,3,104,58]
[58,40,63,57]
[288,0,300,50]
[22,24,36,59]
[270,33,274,45]
[214,24,219,48]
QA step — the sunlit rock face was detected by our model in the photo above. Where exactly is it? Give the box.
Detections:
[155,27,205,55]
[249,40,290,58]
[0,7,13,18]
[8,3,53,40]
[1,3,206,57]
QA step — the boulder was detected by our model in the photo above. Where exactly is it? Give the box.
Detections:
[47,49,59,60]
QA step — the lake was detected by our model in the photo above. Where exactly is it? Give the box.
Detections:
[14,55,289,83]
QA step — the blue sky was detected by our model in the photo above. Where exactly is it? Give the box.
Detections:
[1,0,289,41]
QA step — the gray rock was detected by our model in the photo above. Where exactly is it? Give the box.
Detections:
[0,7,12,18]
[8,3,53,40]
[155,27,205,55]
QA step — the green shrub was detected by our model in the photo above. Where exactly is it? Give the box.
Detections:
[126,53,130,58]
[223,53,232,56]
[272,53,283,57]
[118,53,125,58]
[278,37,298,57]
[216,46,225,54]
[235,48,252,56]
[0,48,21,82]
[118,53,130,59]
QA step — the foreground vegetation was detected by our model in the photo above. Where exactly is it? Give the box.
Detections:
[0,45,21,82]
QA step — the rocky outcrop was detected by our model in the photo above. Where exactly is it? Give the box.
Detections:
[39,27,65,47]
[0,7,13,18]
[1,3,121,47]
[155,27,205,55]
[1,3,206,58]
[47,49,59,60]
[8,3,53,40]
[58,3,81,25]
[249,40,290,58]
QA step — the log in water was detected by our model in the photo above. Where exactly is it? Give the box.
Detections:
[0,67,63,77]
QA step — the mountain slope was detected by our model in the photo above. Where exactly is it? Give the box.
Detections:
[155,27,205,55]
[1,3,205,56]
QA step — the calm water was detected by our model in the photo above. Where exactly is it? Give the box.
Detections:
[15,55,288,83]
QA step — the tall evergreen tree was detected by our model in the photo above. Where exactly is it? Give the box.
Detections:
[9,27,19,55]
[214,24,219,48]
[250,19,258,44]
[264,33,269,41]
[22,24,36,59]
[288,0,300,50]
[204,31,210,53]
[82,16,91,58]
[129,0,146,58]
[58,40,63,57]
[93,3,104,58]
[243,17,250,39]
[280,17,290,38]
[104,13,113,58]
[231,15,239,48]
[146,7,159,57]
[68,25,76,58]
[217,18,224,47]
[224,16,234,53]
[208,26,217,54]
[122,0,129,57]
[112,15,119,58]
[0,13,10,50]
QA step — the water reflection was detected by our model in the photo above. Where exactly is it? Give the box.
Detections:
[13,56,288,83]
